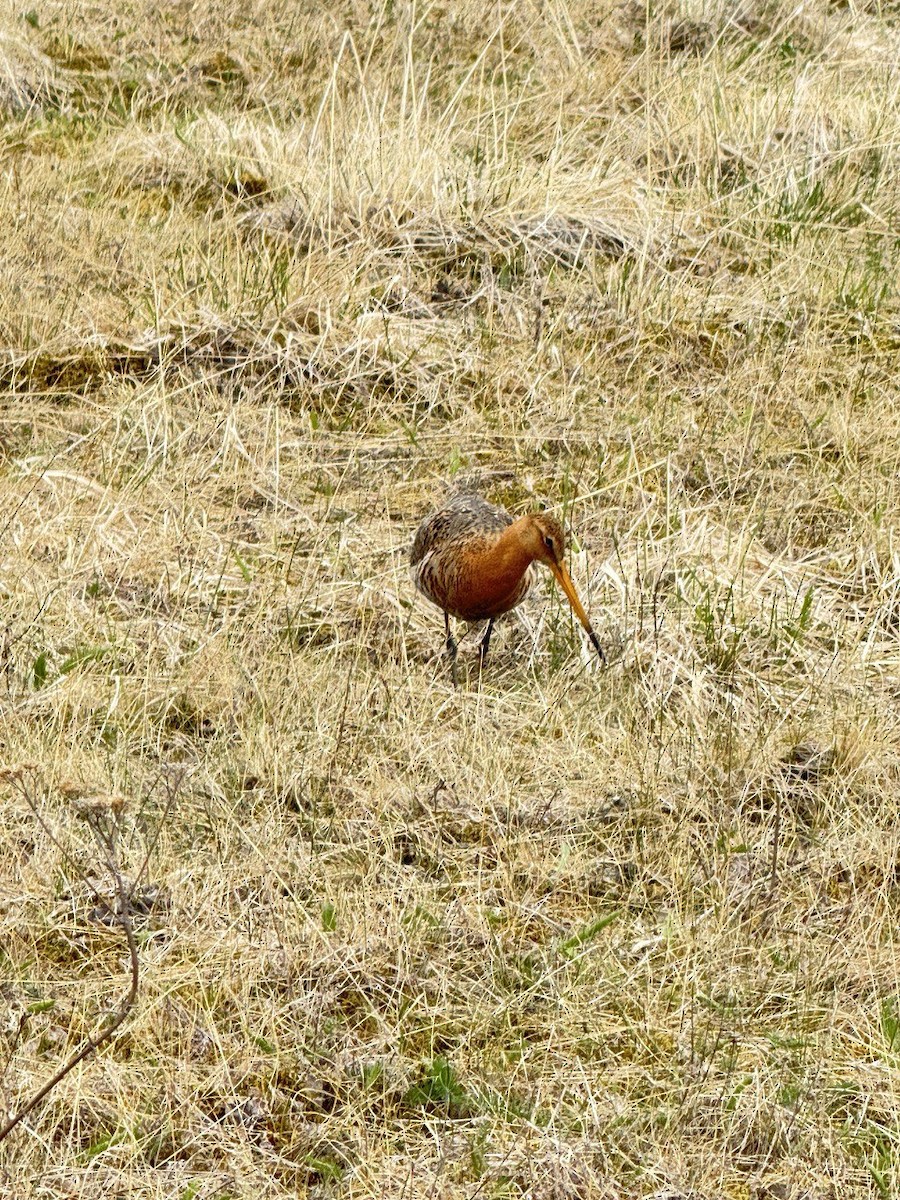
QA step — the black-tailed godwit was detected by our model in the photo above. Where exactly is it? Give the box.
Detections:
[411,491,603,683]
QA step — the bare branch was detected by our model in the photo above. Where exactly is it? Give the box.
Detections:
[0,769,141,1145]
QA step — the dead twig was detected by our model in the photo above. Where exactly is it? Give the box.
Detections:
[0,767,140,1145]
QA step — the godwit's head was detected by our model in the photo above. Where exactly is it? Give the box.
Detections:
[526,513,567,567]
[518,513,605,662]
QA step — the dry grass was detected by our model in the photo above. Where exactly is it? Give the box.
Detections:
[2,0,900,1195]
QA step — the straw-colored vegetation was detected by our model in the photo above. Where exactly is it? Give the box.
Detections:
[3,0,900,1195]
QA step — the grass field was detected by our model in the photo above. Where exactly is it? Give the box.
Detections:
[3,0,900,1195]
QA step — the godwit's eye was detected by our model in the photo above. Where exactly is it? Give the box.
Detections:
[543,535,555,552]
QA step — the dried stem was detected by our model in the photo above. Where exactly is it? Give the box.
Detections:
[0,770,141,1145]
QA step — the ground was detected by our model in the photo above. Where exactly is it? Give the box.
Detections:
[2,0,900,1196]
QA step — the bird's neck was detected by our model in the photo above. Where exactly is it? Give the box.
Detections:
[493,519,536,581]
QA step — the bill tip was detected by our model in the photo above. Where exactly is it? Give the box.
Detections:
[589,630,606,663]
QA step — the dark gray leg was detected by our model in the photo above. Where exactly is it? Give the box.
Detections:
[444,611,458,687]
[478,618,495,670]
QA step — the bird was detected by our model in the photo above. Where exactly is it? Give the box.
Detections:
[410,490,604,684]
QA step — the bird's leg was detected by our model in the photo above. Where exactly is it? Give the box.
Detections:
[444,611,458,687]
[478,618,495,671]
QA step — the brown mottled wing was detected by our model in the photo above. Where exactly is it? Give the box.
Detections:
[410,492,513,566]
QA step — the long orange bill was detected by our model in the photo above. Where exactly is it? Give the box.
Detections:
[550,561,606,663]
